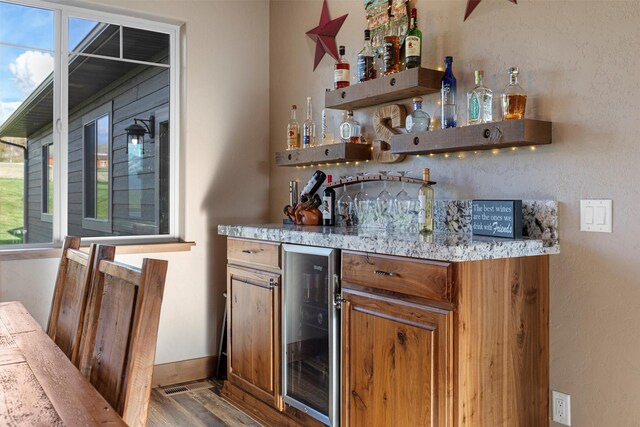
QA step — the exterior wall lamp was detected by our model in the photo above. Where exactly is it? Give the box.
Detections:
[125,115,155,154]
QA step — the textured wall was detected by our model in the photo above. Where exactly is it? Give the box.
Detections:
[269,0,640,425]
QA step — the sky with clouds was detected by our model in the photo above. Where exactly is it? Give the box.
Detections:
[0,2,95,125]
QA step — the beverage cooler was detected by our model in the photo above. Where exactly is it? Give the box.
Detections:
[282,244,340,427]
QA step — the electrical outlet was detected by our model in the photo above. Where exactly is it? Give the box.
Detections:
[552,390,571,425]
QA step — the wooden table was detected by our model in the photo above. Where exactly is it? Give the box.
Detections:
[0,301,126,426]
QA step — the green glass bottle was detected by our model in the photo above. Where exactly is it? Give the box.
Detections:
[418,168,434,233]
[405,8,422,69]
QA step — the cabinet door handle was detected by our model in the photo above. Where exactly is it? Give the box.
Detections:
[241,249,261,254]
[374,270,397,277]
[268,278,277,289]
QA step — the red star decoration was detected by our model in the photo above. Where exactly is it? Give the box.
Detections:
[306,0,348,71]
[465,0,517,21]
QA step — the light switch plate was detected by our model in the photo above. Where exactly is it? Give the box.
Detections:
[580,199,612,232]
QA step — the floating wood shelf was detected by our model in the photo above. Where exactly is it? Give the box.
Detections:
[326,174,435,189]
[275,143,372,167]
[325,67,444,110]
[390,119,552,155]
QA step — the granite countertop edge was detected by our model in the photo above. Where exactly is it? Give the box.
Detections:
[217,224,559,263]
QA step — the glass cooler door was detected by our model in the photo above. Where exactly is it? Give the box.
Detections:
[282,244,339,427]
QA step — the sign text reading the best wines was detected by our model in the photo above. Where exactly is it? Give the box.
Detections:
[472,200,523,239]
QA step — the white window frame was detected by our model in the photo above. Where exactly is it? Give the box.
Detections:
[0,0,182,249]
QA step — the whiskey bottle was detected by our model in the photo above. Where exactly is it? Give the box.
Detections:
[418,168,434,233]
[334,46,350,89]
[339,111,361,143]
[441,56,457,128]
[302,97,316,148]
[406,97,430,133]
[405,8,422,69]
[383,33,400,75]
[286,104,300,150]
[357,29,375,82]
[467,70,493,125]
[501,67,527,120]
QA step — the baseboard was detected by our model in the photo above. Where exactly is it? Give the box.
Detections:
[152,355,218,388]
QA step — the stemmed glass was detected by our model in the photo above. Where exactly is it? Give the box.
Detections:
[376,171,393,228]
[354,172,372,227]
[336,176,354,227]
[393,171,413,229]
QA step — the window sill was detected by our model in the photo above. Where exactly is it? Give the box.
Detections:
[0,240,195,261]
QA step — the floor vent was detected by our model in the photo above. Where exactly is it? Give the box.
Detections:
[161,380,213,396]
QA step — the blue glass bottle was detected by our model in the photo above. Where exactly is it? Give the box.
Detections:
[441,56,457,128]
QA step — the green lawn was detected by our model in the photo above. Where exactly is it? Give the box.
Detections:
[0,178,24,244]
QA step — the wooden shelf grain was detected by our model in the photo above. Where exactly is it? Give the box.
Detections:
[275,143,372,167]
[390,119,552,155]
[325,67,443,110]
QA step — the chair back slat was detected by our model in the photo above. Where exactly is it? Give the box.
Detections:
[66,248,90,266]
[80,257,168,427]
[47,237,115,366]
[98,259,142,284]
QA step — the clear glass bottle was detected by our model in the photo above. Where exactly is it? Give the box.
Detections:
[334,45,350,89]
[467,70,493,125]
[339,111,361,143]
[501,67,527,120]
[405,8,422,69]
[357,29,375,82]
[286,104,300,150]
[441,56,457,128]
[302,97,316,148]
[406,97,430,133]
[418,168,434,233]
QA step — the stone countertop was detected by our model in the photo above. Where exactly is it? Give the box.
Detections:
[217,224,559,262]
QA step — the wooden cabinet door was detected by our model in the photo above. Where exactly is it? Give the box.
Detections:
[227,266,282,409]
[341,288,453,427]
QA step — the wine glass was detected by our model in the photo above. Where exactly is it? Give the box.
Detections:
[336,176,354,227]
[354,172,372,227]
[376,171,393,228]
[393,171,413,229]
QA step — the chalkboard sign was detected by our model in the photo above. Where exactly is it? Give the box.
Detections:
[472,200,523,239]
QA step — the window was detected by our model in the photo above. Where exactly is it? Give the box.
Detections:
[0,0,181,248]
[42,142,54,217]
[82,103,111,231]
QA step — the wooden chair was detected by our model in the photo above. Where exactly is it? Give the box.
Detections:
[79,257,168,427]
[47,236,115,366]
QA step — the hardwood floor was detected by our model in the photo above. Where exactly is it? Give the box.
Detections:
[147,380,262,427]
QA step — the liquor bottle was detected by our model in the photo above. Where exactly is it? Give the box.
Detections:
[302,97,316,148]
[405,8,422,69]
[339,111,362,143]
[383,33,400,75]
[418,168,434,234]
[467,70,493,125]
[286,104,300,150]
[300,170,327,203]
[357,29,375,82]
[441,56,457,128]
[334,45,350,89]
[501,67,527,120]
[322,175,336,226]
[406,97,430,133]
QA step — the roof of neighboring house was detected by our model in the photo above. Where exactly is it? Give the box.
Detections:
[0,24,168,138]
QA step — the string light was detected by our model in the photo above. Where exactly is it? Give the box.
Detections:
[444,153,450,158]
[530,146,536,151]
[429,153,435,157]
[416,154,421,157]
[355,161,360,165]
[492,149,500,155]
[511,147,517,151]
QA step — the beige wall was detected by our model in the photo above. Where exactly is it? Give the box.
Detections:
[0,0,270,364]
[270,0,640,425]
